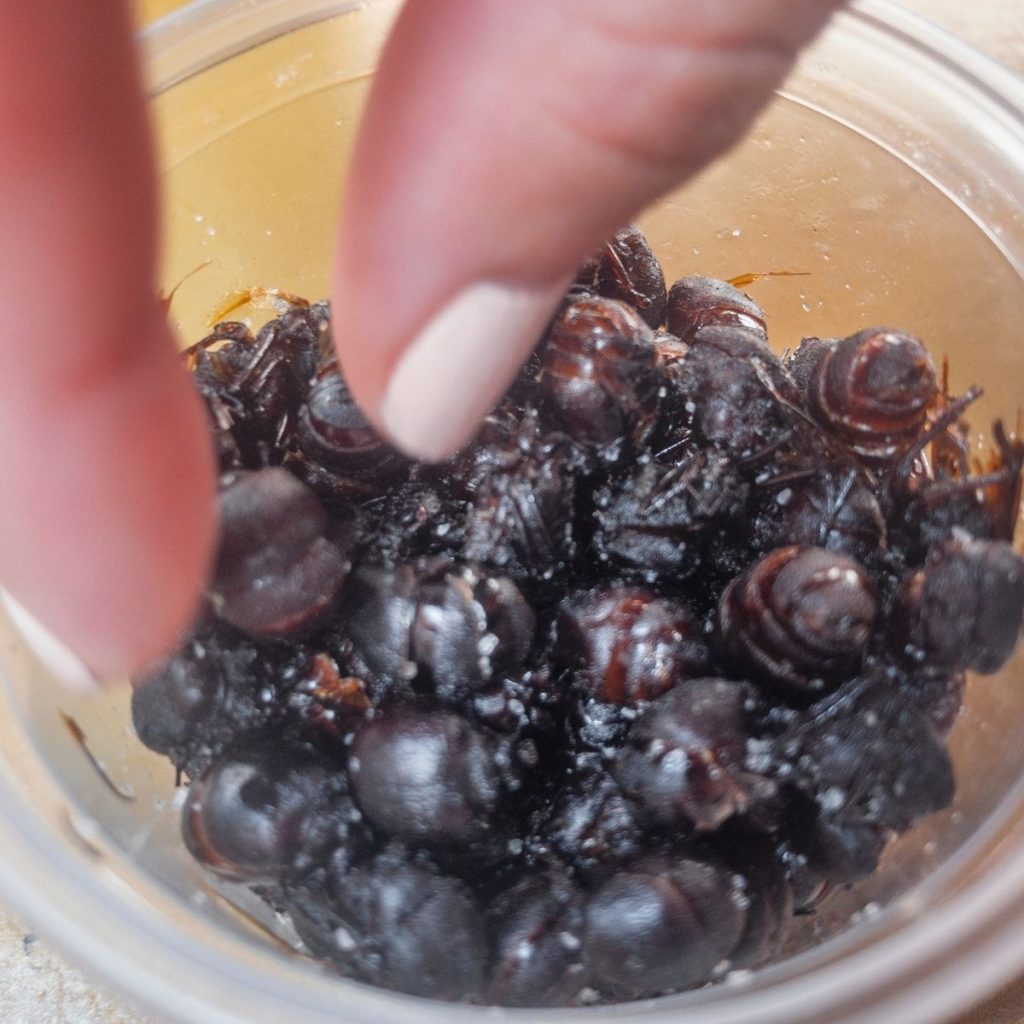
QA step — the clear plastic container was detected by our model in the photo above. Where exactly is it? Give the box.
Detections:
[2,2,1024,1022]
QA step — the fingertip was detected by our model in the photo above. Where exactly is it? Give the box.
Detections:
[0,590,103,695]
[2,326,219,685]
[94,337,220,679]
[373,280,568,462]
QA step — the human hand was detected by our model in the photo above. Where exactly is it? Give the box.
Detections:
[0,0,845,685]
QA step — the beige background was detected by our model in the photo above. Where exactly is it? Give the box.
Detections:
[1,1,1022,1022]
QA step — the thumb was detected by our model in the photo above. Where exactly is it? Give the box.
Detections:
[334,0,846,461]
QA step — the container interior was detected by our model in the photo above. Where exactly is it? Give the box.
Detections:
[3,0,1024,1008]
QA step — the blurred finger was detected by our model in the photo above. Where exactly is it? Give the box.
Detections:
[0,1,216,682]
[333,0,846,461]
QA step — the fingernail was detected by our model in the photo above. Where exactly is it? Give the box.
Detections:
[0,590,102,694]
[380,280,567,461]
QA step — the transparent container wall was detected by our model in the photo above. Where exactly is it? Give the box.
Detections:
[150,0,1024,939]
[3,0,1024,1004]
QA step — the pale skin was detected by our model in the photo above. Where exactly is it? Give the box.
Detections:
[0,0,846,682]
